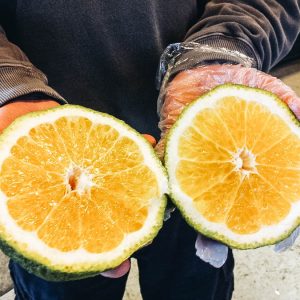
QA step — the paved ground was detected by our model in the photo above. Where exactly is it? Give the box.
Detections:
[0,252,10,296]
[1,60,300,299]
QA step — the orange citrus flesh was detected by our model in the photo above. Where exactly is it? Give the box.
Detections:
[176,96,300,234]
[0,116,159,253]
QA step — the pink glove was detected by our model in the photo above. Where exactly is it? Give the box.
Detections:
[156,64,300,157]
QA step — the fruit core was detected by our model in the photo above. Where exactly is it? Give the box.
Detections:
[66,166,94,194]
[232,147,257,176]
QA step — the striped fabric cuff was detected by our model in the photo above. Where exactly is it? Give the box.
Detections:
[0,63,67,106]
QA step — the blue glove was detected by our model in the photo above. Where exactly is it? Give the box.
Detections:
[195,234,228,268]
[274,226,300,253]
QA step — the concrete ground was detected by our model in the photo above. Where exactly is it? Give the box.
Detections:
[0,253,10,297]
[1,60,300,299]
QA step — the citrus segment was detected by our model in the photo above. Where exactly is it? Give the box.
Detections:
[247,175,291,226]
[37,193,82,252]
[214,96,247,148]
[176,161,233,198]
[243,101,272,149]
[189,107,236,151]
[178,126,232,161]
[1,156,64,198]
[256,133,300,167]
[166,84,300,248]
[226,178,260,234]
[7,185,66,231]
[0,105,167,280]
[79,194,124,253]
[246,103,290,152]
[83,124,121,167]
[194,171,241,223]
[256,165,300,203]
[53,117,95,165]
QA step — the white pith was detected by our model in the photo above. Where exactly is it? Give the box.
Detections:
[0,106,168,267]
[231,147,257,176]
[167,86,300,245]
[65,165,95,194]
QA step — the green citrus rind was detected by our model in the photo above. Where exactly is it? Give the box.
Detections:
[0,104,168,281]
[0,196,167,281]
[165,83,300,249]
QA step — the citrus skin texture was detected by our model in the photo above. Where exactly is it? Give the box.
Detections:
[0,105,168,281]
[165,84,300,249]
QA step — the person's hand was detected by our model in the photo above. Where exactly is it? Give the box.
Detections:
[156,64,300,266]
[156,64,300,157]
[0,100,60,133]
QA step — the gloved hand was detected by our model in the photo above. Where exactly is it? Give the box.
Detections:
[274,226,300,253]
[157,63,300,267]
[0,99,59,133]
[156,64,300,156]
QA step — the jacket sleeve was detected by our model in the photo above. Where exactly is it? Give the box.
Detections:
[0,26,66,106]
[183,0,300,72]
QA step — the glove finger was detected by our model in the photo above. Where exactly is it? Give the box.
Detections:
[274,226,300,253]
[255,71,300,119]
[195,234,228,268]
[101,259,131,278]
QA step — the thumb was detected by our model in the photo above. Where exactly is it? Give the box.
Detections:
[142,134,157,147]
[101,259,131,278]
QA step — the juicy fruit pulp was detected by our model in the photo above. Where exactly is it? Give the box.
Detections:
[0,105,167,279]
[166,84,300,248]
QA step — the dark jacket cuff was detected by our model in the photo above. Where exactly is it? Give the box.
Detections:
[0,63,67,106]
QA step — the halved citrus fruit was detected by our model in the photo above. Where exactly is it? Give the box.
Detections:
[0,105,168,280]
[165,84,300,249]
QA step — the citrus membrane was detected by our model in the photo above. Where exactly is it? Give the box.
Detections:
[0,105,168,280]
[165,84,300,249]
